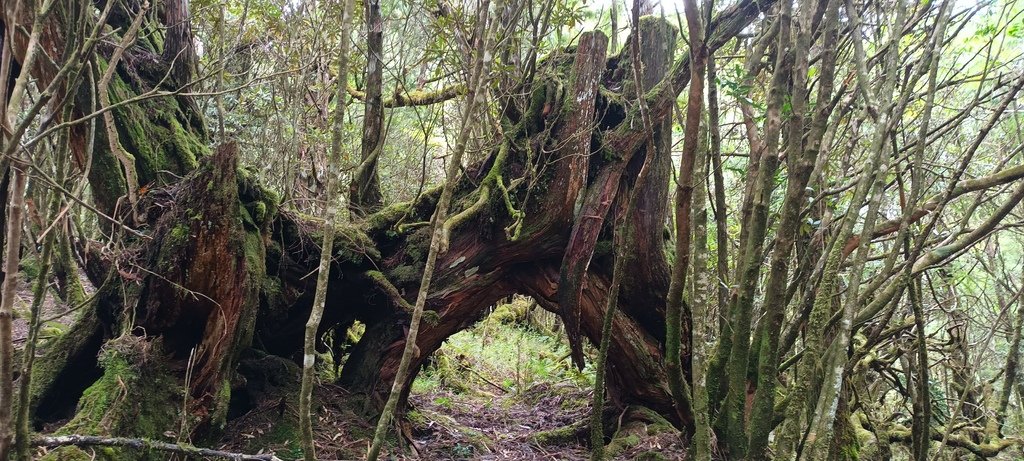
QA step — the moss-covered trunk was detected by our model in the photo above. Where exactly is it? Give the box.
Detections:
[29,145,274,455]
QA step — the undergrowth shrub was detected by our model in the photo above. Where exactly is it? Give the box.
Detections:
[413,297,592,397]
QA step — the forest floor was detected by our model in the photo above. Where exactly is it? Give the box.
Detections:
[218,299,687,460]
[13,266,683,460]
[10,269,92,345]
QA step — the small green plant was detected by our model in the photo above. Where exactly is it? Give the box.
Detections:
[451,443,474,458]
[433,396,453,409]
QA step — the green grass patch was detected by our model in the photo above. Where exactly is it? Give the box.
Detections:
[412,297,592,397]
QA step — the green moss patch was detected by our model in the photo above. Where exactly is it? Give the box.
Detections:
[58,336,184,461]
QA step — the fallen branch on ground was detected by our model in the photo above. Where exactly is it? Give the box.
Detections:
[32,435,282,460]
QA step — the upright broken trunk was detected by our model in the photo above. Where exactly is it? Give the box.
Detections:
[34,145,270,450]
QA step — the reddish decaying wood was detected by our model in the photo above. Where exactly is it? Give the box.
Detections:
[137,143,254,411]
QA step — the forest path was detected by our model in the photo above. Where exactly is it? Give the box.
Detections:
[408,381,592,460]
[219,301,689,460]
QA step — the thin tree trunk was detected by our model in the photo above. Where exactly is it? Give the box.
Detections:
[908,270,930,461]
[706,18,776,413]
[366,1,500,457]
[665,0,706,434]
[15,130,71,460]
[299,0,354,457]
[997,271,1024,434]
[689,116,712,461]
[350,0,385,217]
[14,206,52,461]
[706,56,729,333]
[0,164,7,288]
[0,160,28,460]
[720,0,793,453]
[904,5,950,453]
[215,3,226,139]
[747,0,839,454]
[609,1,618,53]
